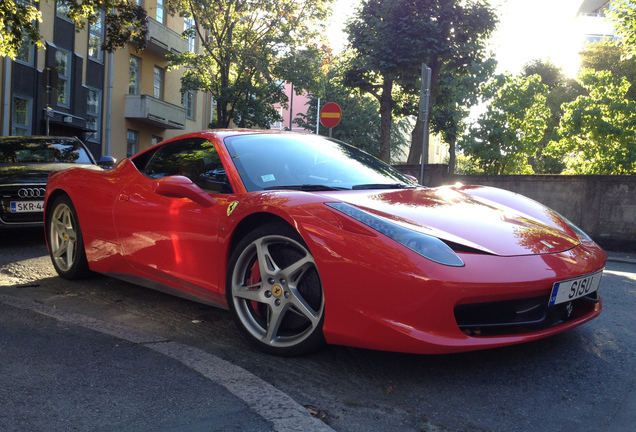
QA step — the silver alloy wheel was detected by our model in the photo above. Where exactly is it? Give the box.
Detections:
[49,202,78,272]
[230,234,324,349]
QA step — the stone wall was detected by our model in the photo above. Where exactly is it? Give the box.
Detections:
[395,164,636,251]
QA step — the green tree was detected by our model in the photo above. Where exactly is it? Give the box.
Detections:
[460,74,549,174]
[609,0,636,57]
[546,69,636,174]
[521,59,585,173]
[167,0,332,129]
[431,57,496,173]
[579,40,636,100]
[0,0,148,59]
[294,56,407,162]
[344,0,497,164]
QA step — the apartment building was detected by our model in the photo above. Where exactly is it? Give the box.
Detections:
[0,1,212,160]
[577,0,615,44]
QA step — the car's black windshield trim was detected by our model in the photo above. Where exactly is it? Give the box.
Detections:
[263,184,349,191]
[351,183,416,190]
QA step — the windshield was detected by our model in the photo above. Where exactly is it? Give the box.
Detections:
[223,133,418,192]
[0,138,95,164]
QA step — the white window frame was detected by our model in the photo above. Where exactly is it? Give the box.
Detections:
[89,10,105,62]
[182,90,195,120]
[156,0,165,24]
[86,87,102,142]
[55,49,71,108]
[11,96,32,136]
[129,55,141,95]
[127,130,139,157]
[184,16,197,53]
[153,66,164,99]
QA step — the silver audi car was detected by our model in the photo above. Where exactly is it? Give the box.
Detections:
[0,136,114,228]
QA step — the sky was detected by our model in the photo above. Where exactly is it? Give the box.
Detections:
[325,0,593,77]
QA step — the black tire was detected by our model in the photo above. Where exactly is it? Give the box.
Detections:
[46,194,92,280]
[226,222,326,356]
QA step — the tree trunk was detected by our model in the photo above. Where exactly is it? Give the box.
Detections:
[448,134,456,174]
[407,120,424,164]
[379,78,394,163]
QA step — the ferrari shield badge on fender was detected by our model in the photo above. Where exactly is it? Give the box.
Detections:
[227,201,239,217]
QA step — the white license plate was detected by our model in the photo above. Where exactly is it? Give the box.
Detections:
[10,201,44,213]
[548,271,603,306]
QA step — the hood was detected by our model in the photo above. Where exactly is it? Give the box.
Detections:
[0,163,100,183]
[323,186,580,257]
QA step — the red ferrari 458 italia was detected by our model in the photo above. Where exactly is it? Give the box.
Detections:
[44,130,605,356]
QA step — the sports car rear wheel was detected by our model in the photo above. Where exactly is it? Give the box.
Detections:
[227,223,325,356]
[47,195,91,279]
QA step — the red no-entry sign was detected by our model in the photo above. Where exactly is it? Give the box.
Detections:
[319,102,342,129]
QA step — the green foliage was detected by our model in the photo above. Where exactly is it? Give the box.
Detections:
[609,0,636,58]
[521,59,585,173]
[343,0,497,164]
[0,0,149,59]
[579,40,636,100]
[547,69,636,174]
[460,74,550,174]
[431,57,497,172]
[0,0,42,59]
[453,153,484,175]
[167,0,331,129]
[293,58,407,163]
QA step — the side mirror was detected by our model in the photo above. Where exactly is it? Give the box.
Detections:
[153,175,217,208]
[97,155,117,169]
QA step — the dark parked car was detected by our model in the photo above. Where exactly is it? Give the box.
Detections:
[0,136,114,228]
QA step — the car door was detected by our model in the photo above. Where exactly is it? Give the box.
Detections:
[113,137,234,300]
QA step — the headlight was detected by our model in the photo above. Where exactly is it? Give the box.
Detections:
[560,215,593,242]
[327,202,464,267]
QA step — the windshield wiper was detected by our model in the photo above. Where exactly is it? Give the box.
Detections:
[263,184,348,191]
[351,183,415,190]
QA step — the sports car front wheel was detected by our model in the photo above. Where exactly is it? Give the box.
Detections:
[46,195,91,280]
[227,223,326,356]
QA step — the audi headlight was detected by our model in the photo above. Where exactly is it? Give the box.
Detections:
[327,202,464,267]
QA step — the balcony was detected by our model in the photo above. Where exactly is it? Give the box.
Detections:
[125,94,186,129]
[146,18,188,57]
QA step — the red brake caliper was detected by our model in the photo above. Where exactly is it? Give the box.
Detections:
[247,259,263,317]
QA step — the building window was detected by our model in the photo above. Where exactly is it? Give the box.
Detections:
[87,88,102,142]
[89,10,105,62]
[127,130,138,157]
[184,16,197,53]
[129,55,140,94]
[16,39,35,66]
[153,66,164,99]
[11,96,31,136]
[151,136,162,146]
[182,90,195,120]
[55,49,71,107]
[56,1,72,20]
[156,0,164,24]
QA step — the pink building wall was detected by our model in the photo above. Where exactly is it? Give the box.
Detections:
[272,82,313,133]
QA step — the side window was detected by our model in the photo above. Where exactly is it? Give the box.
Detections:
[143,139,232,194]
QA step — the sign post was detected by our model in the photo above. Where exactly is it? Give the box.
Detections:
[319,102,342,137]
[41,66,59,136]
[419,63,431,184]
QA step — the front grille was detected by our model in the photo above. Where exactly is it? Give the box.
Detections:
[455,292,600,337]
[0,184,46,225]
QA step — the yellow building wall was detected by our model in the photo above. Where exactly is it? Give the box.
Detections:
[2,3,210,155]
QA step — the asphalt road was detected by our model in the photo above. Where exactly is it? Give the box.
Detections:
[1,228,635,432]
